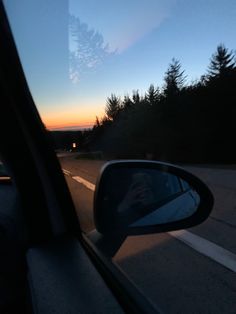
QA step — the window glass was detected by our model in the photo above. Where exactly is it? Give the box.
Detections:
[3,1,236,313]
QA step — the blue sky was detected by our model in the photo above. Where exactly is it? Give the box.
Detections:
[4,0,236,129]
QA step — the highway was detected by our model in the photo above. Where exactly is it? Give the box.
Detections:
[59,154,236,313]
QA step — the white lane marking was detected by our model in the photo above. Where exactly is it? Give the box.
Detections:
[63,169,95,190]
[63,169,71,176]
[72,176,95,192]
[169,230,236,273]
[63,169,236,272]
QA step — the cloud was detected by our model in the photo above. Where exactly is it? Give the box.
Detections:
[107,1,175,53]
[68,0,176,82]
[70,0,176,54]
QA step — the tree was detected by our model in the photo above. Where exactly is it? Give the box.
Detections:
[163,58,186,98]
[123,94,133,110]
[94,116,100,128]
[132,90,140,105]
[105,94,121,120]
[145,84,159,105]
[207,44,235,78]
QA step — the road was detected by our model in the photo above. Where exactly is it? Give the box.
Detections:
[60,154,236,314]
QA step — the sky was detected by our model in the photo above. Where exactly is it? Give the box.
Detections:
[3,0,236,130]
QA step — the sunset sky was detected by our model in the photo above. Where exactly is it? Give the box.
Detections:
[4,0,236,130]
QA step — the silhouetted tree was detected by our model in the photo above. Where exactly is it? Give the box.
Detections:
[105,94,121,120]
[146,84,159,105]
[94,116,100,128]
[207,44,235,78]
[123,94,133,110]
[88,45,236,163]
[163,58,186,97]
[132,90,140,105]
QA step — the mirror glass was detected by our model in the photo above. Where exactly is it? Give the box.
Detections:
[99,167,200,229]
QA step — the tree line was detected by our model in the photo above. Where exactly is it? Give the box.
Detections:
[57,44,236,163]
[87,44,236,163]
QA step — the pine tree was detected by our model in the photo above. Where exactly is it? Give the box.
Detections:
[132,90,140,105]
[95,116,100,128]
[122,95,133,111]
[208,44,235,78]
[163,58,186,98]
[105,94,121,120]
[146,84,159,105]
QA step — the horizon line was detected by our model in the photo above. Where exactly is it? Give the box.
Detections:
[47,124,93,131]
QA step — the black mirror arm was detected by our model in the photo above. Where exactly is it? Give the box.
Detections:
[87,230,126,258]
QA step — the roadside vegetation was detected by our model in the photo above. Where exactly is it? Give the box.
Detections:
[86,44,236,163]
[50,44,236,163]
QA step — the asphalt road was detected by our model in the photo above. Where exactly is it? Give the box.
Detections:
[59,154,236,314]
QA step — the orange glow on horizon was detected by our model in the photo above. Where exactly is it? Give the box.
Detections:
[40,103,104,130]
[46,122,94,130]
[42,112,103,130]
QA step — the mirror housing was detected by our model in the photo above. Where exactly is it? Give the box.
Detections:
[94,160,214,236]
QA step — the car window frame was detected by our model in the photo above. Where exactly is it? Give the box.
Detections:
[0,2,162,312]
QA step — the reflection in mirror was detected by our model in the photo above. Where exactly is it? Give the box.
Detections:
[101,167,200,230]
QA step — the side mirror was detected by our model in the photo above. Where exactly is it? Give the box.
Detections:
[93,160,214,236]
